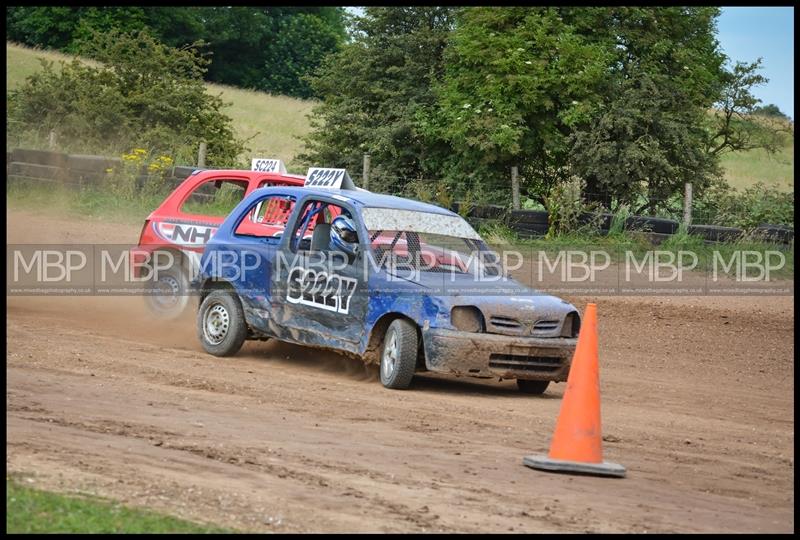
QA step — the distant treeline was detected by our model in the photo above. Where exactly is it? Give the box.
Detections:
[6,6,348,99]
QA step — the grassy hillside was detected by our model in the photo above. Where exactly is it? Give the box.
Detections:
[6,41,793,190]
[6,42,315,169]
[718,141,794,192]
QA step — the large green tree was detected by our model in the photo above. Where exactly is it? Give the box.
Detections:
[422,7,610,199]
[564,7,727,212]
[299,7,457,188]
[427,7,730,209]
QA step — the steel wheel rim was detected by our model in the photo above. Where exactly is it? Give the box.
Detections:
[153,274,180,309]
[203,302,230,345]
[382,331,398,379]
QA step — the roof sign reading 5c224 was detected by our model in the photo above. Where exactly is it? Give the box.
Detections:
[304,167,357,190]
[251,158,287,174]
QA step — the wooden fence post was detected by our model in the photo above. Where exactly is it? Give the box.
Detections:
[197,141,207,168]
[48,130,57,150]
[683,182,693,226]
[363,153,371,190]
[511,166,520,210]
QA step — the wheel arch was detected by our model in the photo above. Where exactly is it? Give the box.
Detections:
[197,277,236,305]
[364,312,423,367]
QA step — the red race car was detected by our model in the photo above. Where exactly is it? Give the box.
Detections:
[132,159,307,318]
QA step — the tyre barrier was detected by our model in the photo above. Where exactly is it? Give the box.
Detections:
[577,211,614,231]
[11,148,69,169]
[625,215,679,235]
[67,154,122,173]
[172,165,202,179]
[509,209,549,225]
[513,222,549,238]
[8,162,65,181]
[751,224,794,245]
[687,224,744,243]
[469,204,506,219]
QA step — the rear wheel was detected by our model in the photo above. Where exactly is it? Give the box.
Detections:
[516,379,550,395]
[380,319,418,389]
[143,264,190,320]
[197,289,247,357]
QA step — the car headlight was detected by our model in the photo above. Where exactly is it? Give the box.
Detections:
[451,306,484,333]
[561,311,581,338]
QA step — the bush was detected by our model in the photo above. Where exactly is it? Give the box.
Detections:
[6,29,247,167]
[694,181,794,230]
[543,177,603,237]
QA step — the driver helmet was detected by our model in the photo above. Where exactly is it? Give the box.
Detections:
[330,215,359,254]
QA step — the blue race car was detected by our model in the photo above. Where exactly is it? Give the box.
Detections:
[193,168,580,394]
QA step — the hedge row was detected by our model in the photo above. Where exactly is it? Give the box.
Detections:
[6,148,793,244]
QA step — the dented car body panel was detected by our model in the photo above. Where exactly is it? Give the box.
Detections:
[196,186,580,382]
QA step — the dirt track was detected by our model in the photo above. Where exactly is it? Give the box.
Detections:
[6,210,795,532]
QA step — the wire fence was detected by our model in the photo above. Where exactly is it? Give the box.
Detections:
[6,145,793,236]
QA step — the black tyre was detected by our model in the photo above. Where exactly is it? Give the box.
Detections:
[143,264,191,320]
[688,224,744,243]
[753,224,794,244]
[197,289,247,357]
[380,319,418,389]
[516,379,550,395]
[625,216,679,235]
[510,209,549,225]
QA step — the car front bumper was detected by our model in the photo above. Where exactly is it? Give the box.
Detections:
[422,328,577,381]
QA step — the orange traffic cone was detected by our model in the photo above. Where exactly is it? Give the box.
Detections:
[523,303,625,477]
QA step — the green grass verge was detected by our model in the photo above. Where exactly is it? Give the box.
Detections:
[7,182,167,225]
[6,477,232,533]
[479,222,794,279]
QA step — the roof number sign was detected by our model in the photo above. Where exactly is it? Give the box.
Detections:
[251,158,287,174]
[304,167,357,190]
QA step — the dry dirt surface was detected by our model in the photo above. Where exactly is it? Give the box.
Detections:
[6,209,795,533]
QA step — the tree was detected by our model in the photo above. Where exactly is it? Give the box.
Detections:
[569,71,717,213]
[753,103,789,119]
[6,7,348,98]
[424,7,610,200]
[6,7,150,51]
[565,7,727,212]
[707,59,790,157]
[299,7,457,188]
[7,30,246,166]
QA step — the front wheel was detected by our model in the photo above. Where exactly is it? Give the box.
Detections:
[516,379,550,395]
[197,289,247,357]
[379,319,418,389]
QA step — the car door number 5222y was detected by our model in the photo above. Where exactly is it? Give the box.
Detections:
[286,266,358,314]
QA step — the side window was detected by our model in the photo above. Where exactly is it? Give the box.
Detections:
[235,195,296,240]
[290,200,351,253]
[258,180,294,188]
[181,179,248,217]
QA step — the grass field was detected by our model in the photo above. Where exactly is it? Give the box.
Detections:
[718,145,794,192]
[5,41,794,190]
[6,477,230,533]
[6,41,315,170]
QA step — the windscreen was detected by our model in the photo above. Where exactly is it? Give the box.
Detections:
[367,229,502,277]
